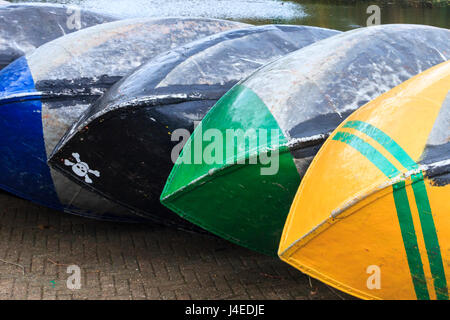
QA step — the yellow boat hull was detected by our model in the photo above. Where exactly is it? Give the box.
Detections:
[278,61,450,300]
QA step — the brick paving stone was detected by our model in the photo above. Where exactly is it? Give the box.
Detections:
[27,286,42,300]
[0,192,354,300]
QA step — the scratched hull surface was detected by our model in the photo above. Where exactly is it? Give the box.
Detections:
[48,25,340,223]
[0,17,246,223]
[279,61,450,300]
[0,3,118,70]
[160,24,450,255]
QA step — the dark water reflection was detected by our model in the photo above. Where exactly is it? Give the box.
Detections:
[10,0,450,30]
[246,1,449,30]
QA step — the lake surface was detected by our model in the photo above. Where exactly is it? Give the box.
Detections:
[10,0,450,30]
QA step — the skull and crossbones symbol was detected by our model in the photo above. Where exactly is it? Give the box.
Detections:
[64,153,100,184]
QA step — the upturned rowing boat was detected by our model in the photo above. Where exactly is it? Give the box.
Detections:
[0,17,245,222]
[47,25,340,224]
[279,60,450,300]
[160,24,450,255]
[0,3,117,70]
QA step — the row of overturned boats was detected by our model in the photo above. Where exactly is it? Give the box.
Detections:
[1,2,449,300]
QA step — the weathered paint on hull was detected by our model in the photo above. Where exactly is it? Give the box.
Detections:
[0,18,246,223]
[0,3,117,70]
[279,61,450,300]
[160,24,450,256]
[48,25,340,226]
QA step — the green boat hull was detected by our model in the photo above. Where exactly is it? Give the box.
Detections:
[161,25,450,256]
[161,85,300,256]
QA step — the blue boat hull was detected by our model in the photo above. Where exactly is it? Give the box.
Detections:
[0,18,247,224]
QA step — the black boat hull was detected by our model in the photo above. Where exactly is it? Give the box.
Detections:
[48,25,341,224]
[0,17,247,224]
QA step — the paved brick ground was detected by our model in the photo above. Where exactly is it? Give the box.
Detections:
[0,191,352,300]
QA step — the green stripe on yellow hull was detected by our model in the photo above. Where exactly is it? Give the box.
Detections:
[333,120,448,300]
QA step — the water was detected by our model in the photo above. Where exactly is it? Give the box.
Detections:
[10,0,307,21]
[9,0,450,30]
[296,1,449,30]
